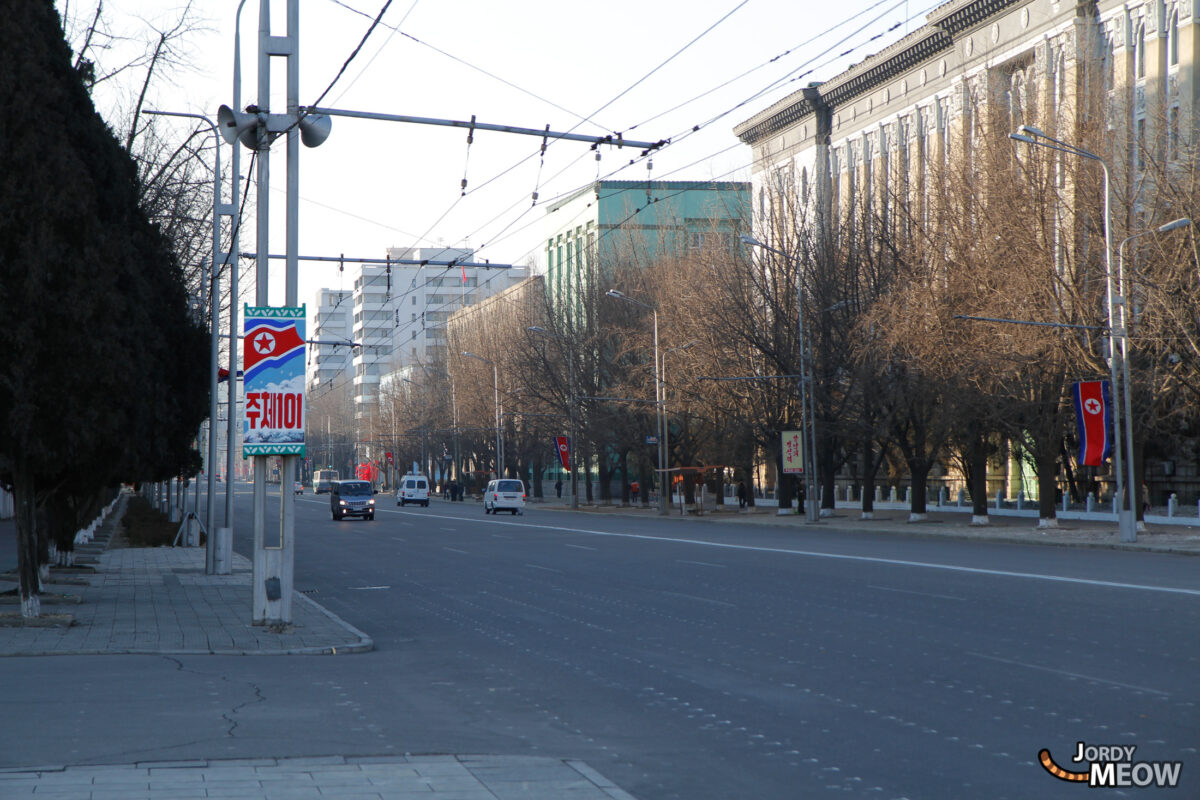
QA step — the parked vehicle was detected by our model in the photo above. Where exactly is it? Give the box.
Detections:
[330,480,375,520]
[484,479,526,515]
[313,469,339,494]
[395,474,430,507]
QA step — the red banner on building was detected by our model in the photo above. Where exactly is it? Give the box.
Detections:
[555,436,570,471]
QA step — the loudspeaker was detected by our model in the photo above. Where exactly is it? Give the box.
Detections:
[298,112,331,148]
[217,104,260,149]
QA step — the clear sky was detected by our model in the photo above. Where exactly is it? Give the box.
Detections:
[66,0,931,313]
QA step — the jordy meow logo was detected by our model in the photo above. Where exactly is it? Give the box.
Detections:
[1039,741,1183,788]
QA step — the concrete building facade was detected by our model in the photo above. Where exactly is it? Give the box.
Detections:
[543,181,750,325]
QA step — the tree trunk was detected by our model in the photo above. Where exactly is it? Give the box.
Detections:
[13,458,41,617]
[860,439,877,518]
[1032,443,1059,527]
[968,432,990,523]
[908,461,932,519]
[774,451,793,512]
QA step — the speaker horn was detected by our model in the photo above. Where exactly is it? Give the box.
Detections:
[298,111,332,148]
[217,104,260,149]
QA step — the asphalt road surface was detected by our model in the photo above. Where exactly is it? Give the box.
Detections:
[1,485,1196,799]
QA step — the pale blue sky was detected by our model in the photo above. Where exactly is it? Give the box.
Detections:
[65,0,930,307]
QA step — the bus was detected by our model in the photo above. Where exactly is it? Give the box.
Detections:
[313,469,339,494]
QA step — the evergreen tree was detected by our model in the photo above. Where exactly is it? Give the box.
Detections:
[0,0,208,616]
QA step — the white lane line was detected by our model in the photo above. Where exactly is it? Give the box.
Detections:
[349,586,391,591]
[384,511,1200,597]
[867,584,965,601]
[565,544,598,551]
[660,590,736,608]
[441,527,457,532]
[443,547,469,555]
[678,559,726,568]
[491,534,512,539]
[526,563,562,573]
[967,652,1170,696]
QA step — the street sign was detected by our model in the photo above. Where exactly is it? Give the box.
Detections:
[645,435,658,445]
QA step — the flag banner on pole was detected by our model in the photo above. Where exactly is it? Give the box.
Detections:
[243,305,306,457]
[781,430,804,474]
[1072,380,1112,467]
[555,436,570,471]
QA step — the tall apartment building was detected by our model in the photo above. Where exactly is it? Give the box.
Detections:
[347,247,529,424]
[308,288,355,394]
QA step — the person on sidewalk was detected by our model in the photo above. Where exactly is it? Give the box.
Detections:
[631,481,639,503]
[736,480,748,510]
[555,479,563,498]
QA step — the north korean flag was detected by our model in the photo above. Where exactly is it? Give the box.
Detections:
[1072,380,1112,467]
[243,320,305,376]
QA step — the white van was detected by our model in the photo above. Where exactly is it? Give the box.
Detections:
[484,479,526,515]
[395,474,430,507]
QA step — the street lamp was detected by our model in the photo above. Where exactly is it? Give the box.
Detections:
[529,326,579,509]
[1118,217,1192,527]
[1009,125,1139,540]
[739,234,819,521]
[606,290,668,516]
[144,109,224,552]
[463,351,502,478]
[662,341,696,513]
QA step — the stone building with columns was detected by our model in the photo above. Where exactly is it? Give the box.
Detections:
[736,0,1196,237]
[734,0,1199,506]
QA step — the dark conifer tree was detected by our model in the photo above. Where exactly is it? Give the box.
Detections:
[0,0,207,615]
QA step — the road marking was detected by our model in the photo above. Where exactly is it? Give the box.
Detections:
[389,511,1200,597]
[441,527,457,532]
[525,563,561,573]
[966,652,1170,696]
[867,584,965,601]
[443,547,469,555]
[491,534,512,539]
[677,559,726,568]
[565,544,598,551]
[660,590,736,608]
[349,585,391,591]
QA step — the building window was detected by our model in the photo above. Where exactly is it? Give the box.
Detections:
[1167,10,1179,67]
[1135,21,1146,80]
[1168,105,1180,161]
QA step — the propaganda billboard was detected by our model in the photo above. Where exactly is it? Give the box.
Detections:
[243,305,306,457]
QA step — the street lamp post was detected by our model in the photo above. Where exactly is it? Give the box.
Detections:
[143,109,225,552]
[662,341,696,514]
[1009,125,1138,541]
[463,352,502,479]
[529,326,579,509]
[739,235,819,522]
[1118,217,1192,527]
[606,290,669,516]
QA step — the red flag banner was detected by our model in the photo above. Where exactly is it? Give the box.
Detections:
[1072,380,1112,467]
[555,436,570,471]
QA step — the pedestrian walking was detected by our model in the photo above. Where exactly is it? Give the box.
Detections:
[555,479,563,498]
[737,480,748,509]
[631,481,640,503]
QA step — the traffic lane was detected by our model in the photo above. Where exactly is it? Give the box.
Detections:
[282,502,1200,798]
[427,503,1200,593]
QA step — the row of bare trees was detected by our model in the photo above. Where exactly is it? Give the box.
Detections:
[368,83,1198,525]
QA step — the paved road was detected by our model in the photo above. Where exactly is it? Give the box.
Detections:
[1,487,1197,799]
